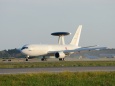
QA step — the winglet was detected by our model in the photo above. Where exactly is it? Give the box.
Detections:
[70,25,82,46]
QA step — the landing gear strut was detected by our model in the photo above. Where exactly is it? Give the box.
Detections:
[41,56,47,61]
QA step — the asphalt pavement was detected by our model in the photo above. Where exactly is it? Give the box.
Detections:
[0,66,115,74]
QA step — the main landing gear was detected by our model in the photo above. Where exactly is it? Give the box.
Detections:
[41,56,47,61]
[59,58,64,61]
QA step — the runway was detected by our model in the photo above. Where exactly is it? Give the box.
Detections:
[0,66,115,74]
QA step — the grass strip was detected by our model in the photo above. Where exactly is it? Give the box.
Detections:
[0,71,115,86]
[0,61,115,68]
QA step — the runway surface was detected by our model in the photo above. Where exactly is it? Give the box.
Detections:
[0,66,115,74]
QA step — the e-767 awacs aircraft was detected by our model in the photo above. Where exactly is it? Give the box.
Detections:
[21,25,106,61]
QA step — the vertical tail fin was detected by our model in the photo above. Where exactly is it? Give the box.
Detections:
[70,25,82,46]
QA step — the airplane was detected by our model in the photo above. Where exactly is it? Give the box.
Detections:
[21,25,107,61]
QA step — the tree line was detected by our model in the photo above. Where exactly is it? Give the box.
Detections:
[0,49,24,58]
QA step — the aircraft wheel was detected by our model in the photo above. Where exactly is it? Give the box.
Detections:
[59,58,64,61]
[41,58,47,61]
[26,58,28,61]
[41,58,44,61]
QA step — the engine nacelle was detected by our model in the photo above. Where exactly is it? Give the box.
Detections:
[55,52,65,58]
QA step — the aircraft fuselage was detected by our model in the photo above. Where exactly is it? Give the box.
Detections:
[21,44,78,56]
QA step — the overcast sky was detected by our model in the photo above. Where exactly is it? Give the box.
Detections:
[0,0,115,50]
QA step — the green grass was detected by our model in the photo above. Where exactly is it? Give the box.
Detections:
[0,72,115,86]
[0,61,115,68]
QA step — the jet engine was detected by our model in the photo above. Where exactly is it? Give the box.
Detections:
[55,52,65,58]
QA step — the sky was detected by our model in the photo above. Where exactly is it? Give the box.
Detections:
[0,0,115,50]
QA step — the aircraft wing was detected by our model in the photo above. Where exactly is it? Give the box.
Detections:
[64,47,107,54]
[47,47,107,56]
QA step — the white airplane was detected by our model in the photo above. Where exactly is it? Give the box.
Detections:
[21,25,106,61]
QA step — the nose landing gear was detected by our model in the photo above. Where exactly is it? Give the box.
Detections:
[26,55,29,61]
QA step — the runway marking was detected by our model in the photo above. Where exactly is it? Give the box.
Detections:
[0,66,115,74]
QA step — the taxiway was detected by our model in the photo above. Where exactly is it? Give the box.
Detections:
[0,66,115,74]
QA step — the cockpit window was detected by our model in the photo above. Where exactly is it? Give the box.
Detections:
[21,47,28,50]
